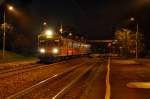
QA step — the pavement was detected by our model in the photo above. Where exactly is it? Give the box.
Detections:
[109,57,150,99]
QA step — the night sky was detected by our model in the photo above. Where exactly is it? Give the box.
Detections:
[1,0,150,49]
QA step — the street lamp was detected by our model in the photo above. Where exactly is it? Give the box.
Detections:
[8,6,14,11]
[59,24,63,34]
[43,22,47,26]
[69,32,72,36]
[2,5,14,59]
[130,17,138,59]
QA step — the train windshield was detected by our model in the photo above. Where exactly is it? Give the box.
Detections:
[39,39,59,47]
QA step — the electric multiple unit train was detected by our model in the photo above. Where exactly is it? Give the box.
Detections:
[38,29,91,62]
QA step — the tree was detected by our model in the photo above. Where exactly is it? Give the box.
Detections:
[115,28,144,57]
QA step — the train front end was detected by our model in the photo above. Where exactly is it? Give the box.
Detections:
[38,30,60,62]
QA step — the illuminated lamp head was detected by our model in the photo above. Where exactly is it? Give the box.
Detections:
[52,48,59,54]
[45,29,53,38]
[39,48,45,53]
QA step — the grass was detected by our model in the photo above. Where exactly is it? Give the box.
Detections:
[0,50,37,63]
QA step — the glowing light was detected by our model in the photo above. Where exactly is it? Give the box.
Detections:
[43,22,47,26]
[52,48,59,54]
[40,48,45,53]
[69,33,72,36]
[44,29,53,38]
[45,30,53,36]
[59,28,63,33]
[59,24,63,33]
[8,5,14,11]
[130,17,135,21]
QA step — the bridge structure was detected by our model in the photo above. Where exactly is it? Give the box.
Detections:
[87,40,118,54]
[87,40,117,44]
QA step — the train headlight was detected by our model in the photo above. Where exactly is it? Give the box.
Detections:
[45,29,53,38]
[40,48,45,53]
[52,48,59,54]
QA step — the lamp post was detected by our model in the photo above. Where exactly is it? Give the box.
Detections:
[136,23,138,59]
[59,24,64,55]
[2,5,14,59]
[3,12,6,59]
[69,32,73,55]
[130,17,138,59]
[59,23,63,34]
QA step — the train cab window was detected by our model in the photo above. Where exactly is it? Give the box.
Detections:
[47,40,58,46]
[39,39,59,47]
[39,40,46,46]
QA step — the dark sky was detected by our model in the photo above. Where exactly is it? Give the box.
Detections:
[3,0,150,46]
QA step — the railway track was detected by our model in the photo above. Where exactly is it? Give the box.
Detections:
[5,60,102,99]
[65,62,105,99]
[0,63,41,78]
[0,58,92,98]
[0,58,84,78]
[52,63,98,99]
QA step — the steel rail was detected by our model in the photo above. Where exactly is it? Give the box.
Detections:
[52,63,97,99]
[0,63,40,74]
[5,61,88,99]
[80,63,104,99]
[0,59,84,78]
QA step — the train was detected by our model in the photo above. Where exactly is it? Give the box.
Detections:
[37,29,91,62]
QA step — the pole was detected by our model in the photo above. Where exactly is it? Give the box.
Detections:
[125,31,127,57]
[60,23,63,56]
[67,39,68,56]
[72,41,73,56]
[136,24,138,59]
[60,23,63,34]
[3,11,6,59]
[37,35,39,49]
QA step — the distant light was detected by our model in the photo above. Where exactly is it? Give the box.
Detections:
[59,24,63,33]
[69,33,72,36]
[45,30,53,36]
[59,28,63,33]
[52,48,59,54]
[8,5,14,11]
[130,17,135,21]
[40,48,45,53]
[43,22,47,26]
